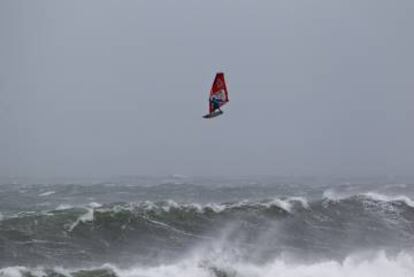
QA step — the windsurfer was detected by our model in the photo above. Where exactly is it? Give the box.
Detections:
[202,72,228,118]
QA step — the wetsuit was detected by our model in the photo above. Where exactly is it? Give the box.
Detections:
[210,97,222,112]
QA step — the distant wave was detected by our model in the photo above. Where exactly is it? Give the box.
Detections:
[1,193,414,228]
[38,191,55,197]
[361,192,414,208]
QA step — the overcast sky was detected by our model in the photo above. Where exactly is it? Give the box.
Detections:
[1,0,413,179]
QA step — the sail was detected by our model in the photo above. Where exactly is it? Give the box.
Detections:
[209,72,229,113]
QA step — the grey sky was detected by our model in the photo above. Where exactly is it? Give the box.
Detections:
[1,0,413,178]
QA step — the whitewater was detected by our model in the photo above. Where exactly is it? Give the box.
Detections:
[0,176,413,277]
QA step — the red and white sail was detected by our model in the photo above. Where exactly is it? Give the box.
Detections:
[209,72,229,113]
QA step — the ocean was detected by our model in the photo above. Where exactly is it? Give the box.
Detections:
[0,176,413,277]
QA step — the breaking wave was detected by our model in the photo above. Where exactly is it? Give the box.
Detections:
[1,251,414,277]
[1,193,414,268]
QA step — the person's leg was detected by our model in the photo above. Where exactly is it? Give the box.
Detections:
[214,102,219,112]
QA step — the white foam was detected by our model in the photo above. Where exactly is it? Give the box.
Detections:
[266,198,293,212]
[1,252,413,277]
[107,251,414,277]
[237,252,414,277]
[227,199,249,209]
[204,202,227,213]
[38,191,55,197]
[253,197,309,213]
[68,208,94,232]
[150,200,226,214]
[0,266,70,277]
[362,192,414,208]
[288,196,310,209]
[55,204,73,210]
[142,201,158,211]
[0,266,27,277]
[88,202,102,208]
[129,198,309,215]
[323,189,348,201]
[161,200,180,212]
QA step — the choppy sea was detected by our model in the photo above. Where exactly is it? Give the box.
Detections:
[1,176,413,277]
